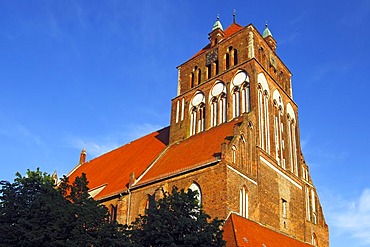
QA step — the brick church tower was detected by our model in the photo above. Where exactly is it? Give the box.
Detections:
[67,16,329,246]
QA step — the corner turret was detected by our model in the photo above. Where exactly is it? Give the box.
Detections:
[263,23,277,52]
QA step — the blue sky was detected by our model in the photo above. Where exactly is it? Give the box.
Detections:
[0,1,369,246]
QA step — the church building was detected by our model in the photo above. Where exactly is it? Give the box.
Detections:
[67,15,329,246]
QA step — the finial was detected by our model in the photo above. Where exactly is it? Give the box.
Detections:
[217,14,220,20]
[233,9,236,23]
[265,21,268,28]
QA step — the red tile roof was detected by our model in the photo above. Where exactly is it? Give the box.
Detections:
[67,127,169,200]
[223,213,313,247]
[224,23,244,37]
[67,117,241,200]
[191,23,244,59]
[137,118,242,185]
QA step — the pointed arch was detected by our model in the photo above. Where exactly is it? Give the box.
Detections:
[286,103,298,176]
[312,233,318,246]
[210,81,227,127]
[258,73,270,154]
[189,182,202,206]
[231,70,250,118]
[273,90,285,168]
[239,186,249,218]
[189,91,206,136]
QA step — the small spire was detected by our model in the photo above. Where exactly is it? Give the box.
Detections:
[79,148,87,165]
[262,21,273,38]
[233,9,236,23]
[212,14,224,31]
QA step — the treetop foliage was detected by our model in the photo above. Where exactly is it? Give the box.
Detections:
[0,169,225,246]
[0,168,124,247]
[125,186,225,247]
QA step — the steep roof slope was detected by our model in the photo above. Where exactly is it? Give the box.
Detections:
[223,213,313,247]
[67,127,169,200]
[137,118,242,185]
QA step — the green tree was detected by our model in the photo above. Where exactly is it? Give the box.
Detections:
[126,186,225,247]
[0,169,126,247]
[0,169,73,246]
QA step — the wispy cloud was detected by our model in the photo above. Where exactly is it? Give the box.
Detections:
[66,122,163,158]
[68,137,119,158]
[0,116,42,146]
[327,188,370,245]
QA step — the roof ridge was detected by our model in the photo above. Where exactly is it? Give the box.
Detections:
[132,143,172,187]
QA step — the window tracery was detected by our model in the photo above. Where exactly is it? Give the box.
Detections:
[231,71,250,119]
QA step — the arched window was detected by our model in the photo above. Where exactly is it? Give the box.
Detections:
[190,92,206,136]
[263,91,270,153]
[225,53,230,70]
[312,233,318,246]
[311,190,317,224]
[219,93,226,124]
[232,88,240,118]
[239,187,248,218]
[190,107,197,136]
[210,81,227,127]
[286,103,298,176]
[181,97,185,121]
[257,73,270,154]
[189,182,202,206]
[232,145,237,163]
[206,64,212,79]
[241,83,250,113]
[190,72,195,88]
[176,100,180,123]
[198,103,205,133]
[197,68,202,85]
[211,97,218,127]
[233,49,238,65]
[273,90,284,168]
[231,71,250,118]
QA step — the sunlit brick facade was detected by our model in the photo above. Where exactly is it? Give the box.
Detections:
[67,17,329,246]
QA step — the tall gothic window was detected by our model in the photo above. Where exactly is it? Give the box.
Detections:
[258,73,270,154]
[258,88,270,153]
[225,46,238,70]
[232,88,240,118]
[210,81,227,127]
[190,72,195,88]
[176,99,180,123]
[286,103,298,176]
[233,48,238,65]
[231,71,250,119]
[241,83,250,113]
[211,97,218,127]
[312,234,318,247]
[239,187,248,218]
[190,91,206,136]
[198,104,205,133]
[219,93,226,124]
[197,68,201,85]
[273,90,285,168]
[225,53,230,70]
